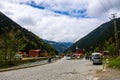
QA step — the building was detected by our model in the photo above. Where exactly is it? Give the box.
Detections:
[76,49,85,55]
[29,49,42,57]
[19,51,28,57]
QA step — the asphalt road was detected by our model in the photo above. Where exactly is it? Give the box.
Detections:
[0,57,102,80]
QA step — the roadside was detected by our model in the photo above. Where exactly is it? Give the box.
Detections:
[0,58,120,80]
[94,68,120,80]
[0,58,60,72]
[0,57,102,80]
[93,56,120,80]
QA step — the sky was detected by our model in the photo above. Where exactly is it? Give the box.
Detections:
[0,0,120,42]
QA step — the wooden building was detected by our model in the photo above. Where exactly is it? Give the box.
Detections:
[19,52,28,57]
[76,49,85,55]
[29,49,42,57]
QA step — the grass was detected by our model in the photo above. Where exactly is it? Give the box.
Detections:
[0,57,61,69]
[108,56,120,69]
[0,57,48,69]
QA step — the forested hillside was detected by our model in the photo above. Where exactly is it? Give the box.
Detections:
[66,18,120,54]
[0,11,57,61]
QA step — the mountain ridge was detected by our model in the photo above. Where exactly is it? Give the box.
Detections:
[66,18,120,52]
[43,39,73,53]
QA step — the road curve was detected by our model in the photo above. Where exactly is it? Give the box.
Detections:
[0,57,102,80]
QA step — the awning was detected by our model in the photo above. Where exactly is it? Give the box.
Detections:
[72,54,81,56]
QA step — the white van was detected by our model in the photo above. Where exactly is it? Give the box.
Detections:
[92,53,101,59]
[92,53,102,65]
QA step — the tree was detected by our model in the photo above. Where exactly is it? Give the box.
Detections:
[0,31,24,66]
[107,44,116,56]
[94,47,100,52]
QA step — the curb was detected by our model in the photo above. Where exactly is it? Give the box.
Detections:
[0,59,60,72]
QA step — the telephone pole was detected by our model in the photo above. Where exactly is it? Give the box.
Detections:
[110,13,119,56]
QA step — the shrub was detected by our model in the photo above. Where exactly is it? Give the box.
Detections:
[108,56,120,69]
[0,57,48,69]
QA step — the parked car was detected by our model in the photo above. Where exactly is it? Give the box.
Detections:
[66,55,71,60]
[92,53,102,65]
[14,54,22,60]
[92,53,100,60]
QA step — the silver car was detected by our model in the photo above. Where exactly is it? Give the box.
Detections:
[92,54,102,65]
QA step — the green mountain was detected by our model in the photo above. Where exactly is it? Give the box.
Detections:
[44,40,73,53]
[0,11,57,57]
[66,18,120,53]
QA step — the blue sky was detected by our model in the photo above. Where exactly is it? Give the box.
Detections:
[25,1,88,18]
[0,0,120,42]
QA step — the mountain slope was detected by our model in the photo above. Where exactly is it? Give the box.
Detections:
[0,11,57,56]
[44,40,73,53]
[66,18,120,52]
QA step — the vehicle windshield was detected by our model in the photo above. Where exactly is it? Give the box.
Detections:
[93,54,101,59]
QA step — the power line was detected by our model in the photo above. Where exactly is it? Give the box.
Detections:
[98,0,117,14]
[108,0,114,9]
[98,0,119,56]
[98,0,109,14]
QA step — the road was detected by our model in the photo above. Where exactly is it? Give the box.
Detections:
[0,57,102,80]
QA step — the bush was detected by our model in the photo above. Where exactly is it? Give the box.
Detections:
[0,61,8,68]
[0,57,48,69]
[108,56,120,69]
[117,56,120,60]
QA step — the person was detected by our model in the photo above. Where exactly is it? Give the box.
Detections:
[48,57,51,62]
[89,56,92,61]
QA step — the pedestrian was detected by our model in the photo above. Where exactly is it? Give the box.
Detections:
[48,58,51,63]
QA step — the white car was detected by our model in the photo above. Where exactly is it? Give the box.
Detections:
[66,55,71,60]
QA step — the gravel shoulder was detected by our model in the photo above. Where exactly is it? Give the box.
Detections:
[94,68,120,80]
[0,57,103,80]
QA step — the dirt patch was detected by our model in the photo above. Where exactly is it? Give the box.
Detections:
[94,68,120,80]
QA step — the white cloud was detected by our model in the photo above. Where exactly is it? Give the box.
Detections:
[87,0,120,19]
[0,0,120,42]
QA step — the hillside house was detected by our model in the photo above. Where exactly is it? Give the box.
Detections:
[76,49,85,55]
[29,49,42,57]
[19,51,28,57]
[71,49,85,58]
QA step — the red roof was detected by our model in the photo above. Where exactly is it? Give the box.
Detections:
[73,54,81,56]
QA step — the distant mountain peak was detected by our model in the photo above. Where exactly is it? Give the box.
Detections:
[43,39,73,53]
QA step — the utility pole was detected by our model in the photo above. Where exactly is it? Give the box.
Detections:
[110,13,119,56]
